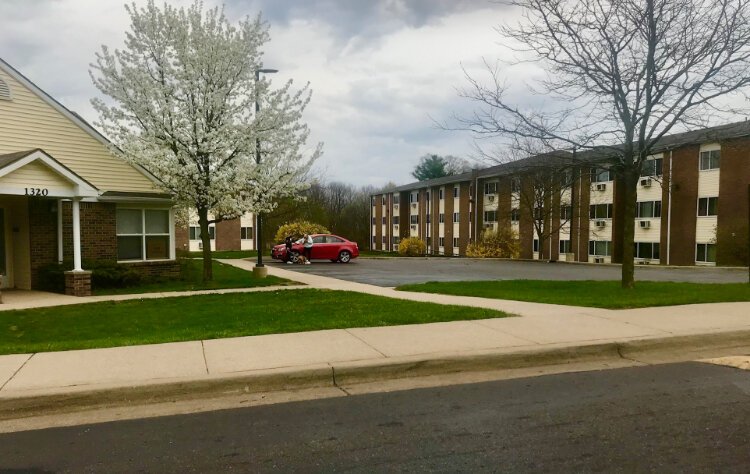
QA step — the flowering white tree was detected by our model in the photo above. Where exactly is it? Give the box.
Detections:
[90,1,320,280]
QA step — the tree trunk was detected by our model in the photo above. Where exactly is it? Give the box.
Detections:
[197,206,213,282]
[620,168,638,289]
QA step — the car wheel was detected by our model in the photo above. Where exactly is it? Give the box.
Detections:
[338,250,351,263]
[290,251,300,263]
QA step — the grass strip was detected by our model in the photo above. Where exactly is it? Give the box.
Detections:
[95,260,292,295]
[396,280,750,309]
[0,289,508,355]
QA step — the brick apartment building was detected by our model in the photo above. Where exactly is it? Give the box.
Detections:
[371,121,750,267]
[0,58,179,296]
[175,212,256,253]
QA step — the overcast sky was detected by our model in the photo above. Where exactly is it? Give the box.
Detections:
[0,0,523,187]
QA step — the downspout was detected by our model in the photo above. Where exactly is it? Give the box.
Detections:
[473,170,479,243]
[667,149,673,265]
[576,165,582,262]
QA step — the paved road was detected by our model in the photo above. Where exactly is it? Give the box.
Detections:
[270,257,748,286]
[2,362,749,472]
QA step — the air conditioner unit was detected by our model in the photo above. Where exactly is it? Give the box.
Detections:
[410,225,417,230]
[595,183,607,191]
[595,220,607,228]
[639,220,651,229]
[640,178,652,187]
[487,195,495,202]
[594,257,605,264]
[198,241,203,250]
[638,260,651,265]
[484,223,494,229]
[411,203,417,208]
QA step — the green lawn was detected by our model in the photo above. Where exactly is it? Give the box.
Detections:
[186,250,258,259]
[396,280,750,309]
[0,289,508,355]
[358,250,401,258]
[95,259,292,295]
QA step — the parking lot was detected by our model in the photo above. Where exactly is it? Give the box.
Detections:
[269,257,749,287]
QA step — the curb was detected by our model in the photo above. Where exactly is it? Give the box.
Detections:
[2,330,750,421]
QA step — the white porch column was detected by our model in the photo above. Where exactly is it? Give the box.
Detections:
[57,199,64,263]
[72,198,82,271]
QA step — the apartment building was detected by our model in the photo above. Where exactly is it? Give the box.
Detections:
[175,212,256,253]
[371,121,750,267]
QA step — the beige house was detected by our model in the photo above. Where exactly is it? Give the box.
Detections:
[0,57,177,296]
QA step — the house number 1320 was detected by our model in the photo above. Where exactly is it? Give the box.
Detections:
[25,188,49,196]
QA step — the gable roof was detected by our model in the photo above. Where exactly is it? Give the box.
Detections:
[0,148,99,197]
[0,57,162,188]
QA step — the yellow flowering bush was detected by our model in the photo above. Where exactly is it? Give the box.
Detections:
[398,237,427,256]
[466,228,520,258]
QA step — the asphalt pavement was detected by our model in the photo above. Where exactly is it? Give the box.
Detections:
[2,362,749,473]
[270,257,749,287]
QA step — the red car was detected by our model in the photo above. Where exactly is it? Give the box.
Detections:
[271,233,359,263]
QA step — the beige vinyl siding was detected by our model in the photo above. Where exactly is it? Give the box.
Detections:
[0,69,159,194]
[0,160,73,192]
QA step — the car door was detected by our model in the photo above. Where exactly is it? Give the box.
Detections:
[311,235,326,259]
[325,235,345,259]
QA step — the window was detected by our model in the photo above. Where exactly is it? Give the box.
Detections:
[484,211,497,222]
[559,169,574,188]
[641,158,663,177]
[393,216,399,225]
[634,242,660,260]
[117,209,171,261]
[382,236,387,244]
[511,208,520,222]
[438,189,443,200]
[393,195,400,205]
[589,203,613,219]
[410,192,419,203]
[484,182,498,195]
[240,227,253,240]
[381,196,386,205]
[426,191,430,201]
[588,240,612,256]
[698,197,718,216]
[533,239,539,253]
[382,217,386,225]
[371,217,376,225]
[426,214,431,224]
[393,236,400,245]
[591,168,612,183]
[410,215,419,225]
[453,237,459,247]
[189,226,213,241]
[533,207,543,219]
[439,237,445,247]
[699,149,720,170]
[453,212,459,223]
[511,177,521,193]
[453,186,459,198]
[561,205,573,220]
[559,240,572,254]
[636,201,662,218]
[696,243,717,263]
[439,213,445,223]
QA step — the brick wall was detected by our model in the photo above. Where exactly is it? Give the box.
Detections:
[123,260,181,279]
[28,198,58,288]
[62,201,117,262]
[216,218,241,251]
[669,145,700,265]
[717,137,750,266]
[459,182,471,253]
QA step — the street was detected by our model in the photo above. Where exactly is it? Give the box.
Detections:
[270,257,749,287]
[2,362,749,472]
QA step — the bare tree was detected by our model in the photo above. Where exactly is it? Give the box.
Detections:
[456,0,750,287]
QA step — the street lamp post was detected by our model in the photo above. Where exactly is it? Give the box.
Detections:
[253,67,278,278]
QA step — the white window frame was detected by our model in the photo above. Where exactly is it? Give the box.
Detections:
[699,149,721,171]
[696,242,717,263]
[697,197,718,217]
[117,207,175,262]
[240,226,253,240]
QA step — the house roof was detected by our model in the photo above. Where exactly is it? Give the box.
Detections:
[0,57,163,189]
[0,148,100,196]
[381,120,750,195]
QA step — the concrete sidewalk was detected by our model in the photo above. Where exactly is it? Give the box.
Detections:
[0,259,749,418]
